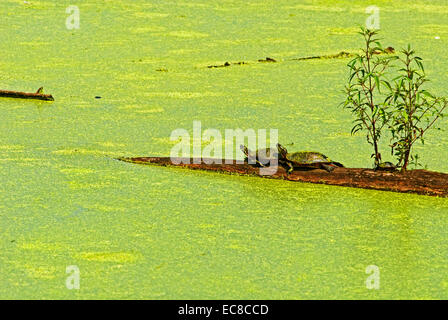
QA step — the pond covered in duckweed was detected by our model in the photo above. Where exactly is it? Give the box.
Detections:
[0,0,447,298]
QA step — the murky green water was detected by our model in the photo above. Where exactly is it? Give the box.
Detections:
[1,0,447,299]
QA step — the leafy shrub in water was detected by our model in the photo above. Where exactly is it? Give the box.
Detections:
[342,27,396,167]
[342,28,447,171]
[386,46,447,171]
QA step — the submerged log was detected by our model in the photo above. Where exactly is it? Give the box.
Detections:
[0,89,54,101]
[118,157,448,198]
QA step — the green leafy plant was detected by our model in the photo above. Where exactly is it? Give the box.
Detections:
[342,27,397,167]
[386,46,447,171]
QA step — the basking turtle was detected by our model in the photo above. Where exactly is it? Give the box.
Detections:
[374,161,397,172]
[276,143,344,173]
[240,145,280,167]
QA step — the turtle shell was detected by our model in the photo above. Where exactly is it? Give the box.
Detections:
[286,151,332,165]
[375,162,397,171]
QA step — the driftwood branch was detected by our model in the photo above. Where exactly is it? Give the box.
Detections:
[0,89,54,101]
[118,157,448,198]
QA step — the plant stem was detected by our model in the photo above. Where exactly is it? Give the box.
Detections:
[365,32,380,165]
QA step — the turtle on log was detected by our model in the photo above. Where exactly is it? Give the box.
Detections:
[374,161,397,172]
[240,145,280,167]
[276,143,344,174]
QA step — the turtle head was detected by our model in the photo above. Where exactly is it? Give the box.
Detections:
[276,143,288,158]
[240,145,249,157]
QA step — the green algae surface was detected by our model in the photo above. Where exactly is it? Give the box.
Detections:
[1,0,448,299]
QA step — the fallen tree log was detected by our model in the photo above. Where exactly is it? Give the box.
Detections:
[117,157,448,198]
[0,89,54,101]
